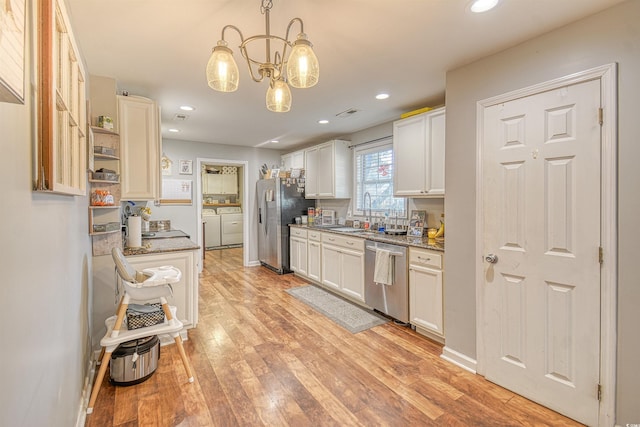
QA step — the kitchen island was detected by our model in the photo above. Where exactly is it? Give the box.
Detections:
[92,232,200,347]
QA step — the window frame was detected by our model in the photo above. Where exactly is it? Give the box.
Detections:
[352,137,407,218]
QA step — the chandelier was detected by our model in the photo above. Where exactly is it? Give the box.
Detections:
[206,0,320,113]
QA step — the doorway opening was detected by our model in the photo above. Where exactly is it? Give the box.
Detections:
[196,158,249,269]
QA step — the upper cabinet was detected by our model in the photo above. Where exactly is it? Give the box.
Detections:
[281,150,305,170]
[393,107,445,197]
[304,140,352,199]
[204,174,237,195]
[35,0,87,195]
[118,95,160,200]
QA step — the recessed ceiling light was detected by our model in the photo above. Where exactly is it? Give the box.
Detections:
[179,105,195,111]
[376,93,389,100]
[318,119,329,124]
[168,128,180,133]
[470,0,499,13]
[271,140,279,144]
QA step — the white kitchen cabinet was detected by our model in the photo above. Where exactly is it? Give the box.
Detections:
[281,150,305,170]
[118,95,160,200]
[393,107,445,197]
[304,140,352,199]
[409,247,444,341]
[204,174,237,194]
[307,229,322,283]
[290,227,308,276]
[321,233,365,302]
[126,250,198,330]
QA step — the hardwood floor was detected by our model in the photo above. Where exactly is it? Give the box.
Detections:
[86,248,583,426]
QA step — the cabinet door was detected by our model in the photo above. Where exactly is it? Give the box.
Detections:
[119,96,159,200]
[206,175,222,193]
[307,240,322,282]
[321,244,341,290]
[126,250,198,329]
[340,248,365,302]
[393,114,427,197]
[281,153,293,170]
[409,264,443,337]
[291,151,305,169]
[221,174,238,194]
[304,147,319,198]
[425,108,446,195]
[317,142,335,197]
[293,237,308,276]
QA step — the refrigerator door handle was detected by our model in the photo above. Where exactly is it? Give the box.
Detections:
[258,207,262,224]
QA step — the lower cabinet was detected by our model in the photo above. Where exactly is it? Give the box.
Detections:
[290,227,308,276]
[307,230,322,282]
[409,247,444,341]
[126,250,198,330]
[321,233,365,302]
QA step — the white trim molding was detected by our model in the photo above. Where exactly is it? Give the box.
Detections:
[196,158,250,269]
[441,346,478,374]
[475,63,617,427]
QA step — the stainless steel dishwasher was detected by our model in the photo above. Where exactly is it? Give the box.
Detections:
[364,240,409,323]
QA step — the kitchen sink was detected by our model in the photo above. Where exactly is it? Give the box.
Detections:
[327,227,371,233]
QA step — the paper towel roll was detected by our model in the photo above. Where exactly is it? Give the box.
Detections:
[127,216,142,248]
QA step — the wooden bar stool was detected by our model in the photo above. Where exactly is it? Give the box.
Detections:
[87,247,194,414]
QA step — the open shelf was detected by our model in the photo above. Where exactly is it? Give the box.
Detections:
[91,125,118,135]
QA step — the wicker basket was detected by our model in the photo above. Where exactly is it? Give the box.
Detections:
[126,303,165,330]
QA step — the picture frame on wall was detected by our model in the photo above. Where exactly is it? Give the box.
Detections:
[179,160,193,175]
[0,0,26,104]
[408,210,426,237]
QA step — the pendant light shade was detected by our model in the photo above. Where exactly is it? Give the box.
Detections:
[206,42,239,92]
[207,1,319,112]
[287,33,319,89]
[266,79,292,113]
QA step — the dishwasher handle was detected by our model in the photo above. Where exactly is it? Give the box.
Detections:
[365,245,404,257]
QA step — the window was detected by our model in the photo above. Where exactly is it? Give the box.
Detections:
[354,138,406,218]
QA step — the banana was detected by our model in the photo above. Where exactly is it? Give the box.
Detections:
[434,221,444,238]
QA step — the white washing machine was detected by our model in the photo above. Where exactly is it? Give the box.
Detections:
[202,209,221,248]
[218,206,243,246]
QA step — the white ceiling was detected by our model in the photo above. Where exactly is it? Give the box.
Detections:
[65,0,624,151]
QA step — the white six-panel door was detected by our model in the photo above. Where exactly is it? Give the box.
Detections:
[482,79,601,425]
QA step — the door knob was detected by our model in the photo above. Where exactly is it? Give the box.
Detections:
[485,254,498,264]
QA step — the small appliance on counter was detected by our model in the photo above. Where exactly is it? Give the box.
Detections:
[321,209,336,226]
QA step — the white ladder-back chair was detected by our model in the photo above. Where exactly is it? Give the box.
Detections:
[87,247,194,414]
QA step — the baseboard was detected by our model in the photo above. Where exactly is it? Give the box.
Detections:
[75,355,97,427]
[441,346,478,374]
[414,325,445,345]
[247,260,261,267]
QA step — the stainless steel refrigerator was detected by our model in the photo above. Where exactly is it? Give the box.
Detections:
[257,177,315,274]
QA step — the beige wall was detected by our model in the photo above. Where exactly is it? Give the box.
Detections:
[444,1,640,424]
[0,1,94,424]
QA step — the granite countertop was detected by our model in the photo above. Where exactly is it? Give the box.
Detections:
[291,224,444,252]
[123,236,200,256]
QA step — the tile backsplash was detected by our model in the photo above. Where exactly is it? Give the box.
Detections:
[315,197,444,228]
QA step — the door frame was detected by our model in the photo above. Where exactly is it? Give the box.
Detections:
[475,63,617,426]
[196,158,250,268]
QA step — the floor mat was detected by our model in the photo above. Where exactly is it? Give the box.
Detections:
[286,285,388,333]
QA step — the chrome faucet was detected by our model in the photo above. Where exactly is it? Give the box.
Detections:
[363,192,372,225]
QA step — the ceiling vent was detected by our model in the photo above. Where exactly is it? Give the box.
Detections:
[335,108,359,119]
[173,113,189,121]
